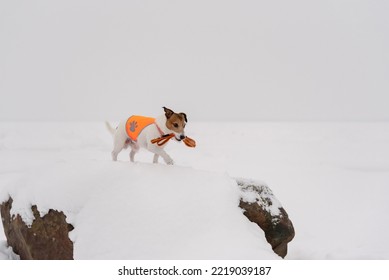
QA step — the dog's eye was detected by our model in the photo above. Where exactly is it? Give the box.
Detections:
[173,123,179,128]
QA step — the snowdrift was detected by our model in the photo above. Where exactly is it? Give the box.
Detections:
[3,121,386,259]
[0,160,280,259]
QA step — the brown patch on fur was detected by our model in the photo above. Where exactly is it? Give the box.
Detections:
[163,107,174,119]
[163,107,187,134]
[124,138,132,149]
[179,112,188,123]
[166,113,186,133]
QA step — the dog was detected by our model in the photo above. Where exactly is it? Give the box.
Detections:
[106,107,187,165]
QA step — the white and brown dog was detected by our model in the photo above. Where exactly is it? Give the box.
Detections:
[106,107,187,165]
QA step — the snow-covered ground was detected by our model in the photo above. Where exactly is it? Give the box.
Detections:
[1,121,389,259]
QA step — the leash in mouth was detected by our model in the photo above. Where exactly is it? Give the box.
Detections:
[151,134,196,148]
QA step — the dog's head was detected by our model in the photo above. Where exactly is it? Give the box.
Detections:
[163,107,187,141]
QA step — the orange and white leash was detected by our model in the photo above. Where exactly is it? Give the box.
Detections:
[151,134,196,148]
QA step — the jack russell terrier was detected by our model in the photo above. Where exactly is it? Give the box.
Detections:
[106,107,187,165]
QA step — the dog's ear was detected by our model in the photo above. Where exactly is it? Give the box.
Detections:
[163,107,174,119]
[180,112,188,123]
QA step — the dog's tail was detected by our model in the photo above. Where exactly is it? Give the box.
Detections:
[105,121,116,135]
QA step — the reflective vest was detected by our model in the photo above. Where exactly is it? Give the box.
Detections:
[125,115,156,141]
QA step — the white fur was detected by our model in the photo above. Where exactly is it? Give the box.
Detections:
[106,114,185,165]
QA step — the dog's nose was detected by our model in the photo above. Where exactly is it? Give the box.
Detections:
[180,135,186,140]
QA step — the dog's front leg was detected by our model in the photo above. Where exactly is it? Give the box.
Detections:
[147,144,174,165]
[153,154,159,164]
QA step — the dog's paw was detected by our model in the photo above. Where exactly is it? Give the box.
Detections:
[165,158,174,165]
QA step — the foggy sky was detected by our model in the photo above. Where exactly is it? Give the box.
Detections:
[1,0,388,121]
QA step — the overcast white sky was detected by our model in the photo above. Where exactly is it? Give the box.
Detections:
[1,0,388,121]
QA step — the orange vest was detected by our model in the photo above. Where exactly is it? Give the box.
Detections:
[126,115,156,141]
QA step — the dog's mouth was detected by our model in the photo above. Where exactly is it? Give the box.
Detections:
[175,135,185,142]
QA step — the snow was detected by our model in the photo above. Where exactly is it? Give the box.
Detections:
[1,121,389,260]
[0,241,19,260]
[1,159,277,260]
